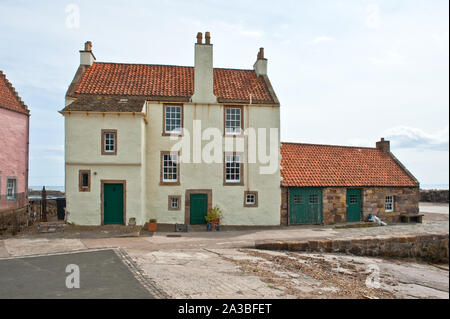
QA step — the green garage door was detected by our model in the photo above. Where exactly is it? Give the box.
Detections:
[289,188,323,225]
[104,184,124,225]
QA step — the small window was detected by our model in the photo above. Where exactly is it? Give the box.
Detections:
[293,194,303,204]
[309,194,319,204]
[6,178,17,201]
[244,191,258,207]
[161,152,180,185]
[79,170,91,192]
[101,130,117,155]
[164,105,183,135]
[224,153,242,184]
[385,196,394,212]
[168,195,181,210]
[225,107,242,135]
[349,194,358,204]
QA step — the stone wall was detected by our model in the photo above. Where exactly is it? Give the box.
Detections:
[322,188,347,224]
[255,233,449,263]
[363,187,419,223]
[281,187,420,225]
[280,187,288,226]
[420,190,449,203]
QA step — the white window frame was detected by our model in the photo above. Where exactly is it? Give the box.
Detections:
[245,194,256,205]
[6,178,17,201]
[164,105,182,134]
[385,195,394,212]
[225,107,242,135]
[162,153,179,183]
[225,154,241,183]
[104,132,116,153]
[171,197,179,209]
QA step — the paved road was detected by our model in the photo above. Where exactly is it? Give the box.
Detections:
[0,249,154,298]
[420,202,449,215]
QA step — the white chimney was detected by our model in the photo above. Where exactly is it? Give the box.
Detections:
[80,41,96,66]
[191,32,217,104]
[253,47,267,76]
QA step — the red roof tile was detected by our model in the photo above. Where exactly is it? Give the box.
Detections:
[281,142,418,187]
[73,62,276,104]
[0,70,29,115]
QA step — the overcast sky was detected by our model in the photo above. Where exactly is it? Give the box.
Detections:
[0,0,448,188]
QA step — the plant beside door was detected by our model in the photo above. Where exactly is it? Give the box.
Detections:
[148,218,157,232]
[206,205,223,231]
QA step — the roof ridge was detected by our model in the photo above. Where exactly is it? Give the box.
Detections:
[281,141,377,150]
[0,70,29,114]
[93,61,255,72]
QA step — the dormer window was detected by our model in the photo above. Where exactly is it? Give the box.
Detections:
[101,129,117,155]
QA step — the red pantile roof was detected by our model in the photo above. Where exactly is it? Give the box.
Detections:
[280,142,418,187]
[72,62,276,104]
[0,70,29,115]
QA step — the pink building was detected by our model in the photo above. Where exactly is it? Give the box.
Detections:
[0,70,30,211]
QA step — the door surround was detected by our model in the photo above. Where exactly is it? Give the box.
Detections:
[101,180,126,225]
[184,189,212,224]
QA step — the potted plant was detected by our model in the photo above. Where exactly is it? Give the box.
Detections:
[205,205,223,226]
[148,218,157,232]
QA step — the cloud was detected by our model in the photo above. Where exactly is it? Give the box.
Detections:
[365,4,380,29]
[220,22,264,38]
[369,51,405,65]
[312,36,333,44]
[384,126,449,151]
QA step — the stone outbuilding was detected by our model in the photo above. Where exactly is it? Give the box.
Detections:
[280,139,420,225]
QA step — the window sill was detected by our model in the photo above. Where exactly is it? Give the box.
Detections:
[223,182,244,186]
[160,181,180,186]
[162,132,184,137]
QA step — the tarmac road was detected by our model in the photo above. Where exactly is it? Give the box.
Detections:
[0,249,155,299]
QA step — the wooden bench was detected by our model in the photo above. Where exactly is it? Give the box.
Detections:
[39,221,65,233]
[400,214,424,224]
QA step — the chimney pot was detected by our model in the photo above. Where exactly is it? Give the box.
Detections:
[258,47,264,60]
[205,31,211,45]
[84,41,92,51]
[196,32,203,44]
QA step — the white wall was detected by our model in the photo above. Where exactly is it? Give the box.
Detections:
[145,102,281,226]
[64,112,145,225]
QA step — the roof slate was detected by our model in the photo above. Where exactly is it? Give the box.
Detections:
[0,70,29,115]
[71,62,276,105]
[280,142,419,187]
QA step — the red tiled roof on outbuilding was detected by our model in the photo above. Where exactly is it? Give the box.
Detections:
[72,62,276,104]
[280,142,419,187]
[0,70,29,115]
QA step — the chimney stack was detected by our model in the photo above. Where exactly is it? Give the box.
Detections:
[191,31,217,104]
[253,47,267,76]
[80,41,96,66]
[376,138,390,153]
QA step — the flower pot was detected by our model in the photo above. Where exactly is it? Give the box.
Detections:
[148,222,157,232]
[212,219,220,225]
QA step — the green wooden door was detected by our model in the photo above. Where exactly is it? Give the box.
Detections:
[346,189,362,222]
[104,184,124,225]
[190,194,208,225]
[289,188,323,225]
